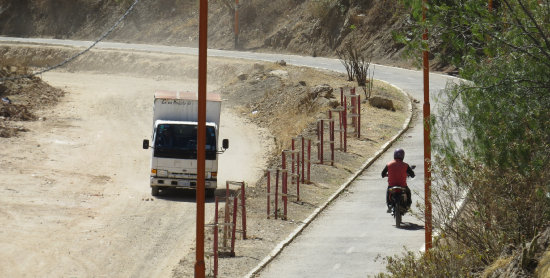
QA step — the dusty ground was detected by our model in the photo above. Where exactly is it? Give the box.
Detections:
[0,44,409,277]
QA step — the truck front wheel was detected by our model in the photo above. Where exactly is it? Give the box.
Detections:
[206,188,215,198]
[152,187,160,196]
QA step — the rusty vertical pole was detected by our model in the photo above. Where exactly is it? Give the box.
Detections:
[307,139,311,183]
[301,136,305,183]
[291,139,295,179]
[283,169,288,220]
[329,112,334,167]
[230,196,237,257]
[343,95,348,152]
[357,95,361,138]
[340,87,344,107]
[240,182,247,239]
[275,169,279,219]
[319,120,325,164]
[422,0,433,251]
[234,0,239,49]
[281,151,288,220]
[488,0,493,12]
[296,153,300,201]
[213,197,219,278]
[195,0,208,276]
[266,170,271,218]
[351,88,356,128]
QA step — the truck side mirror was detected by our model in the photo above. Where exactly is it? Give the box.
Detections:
[222,139,229,150]
[143,139,150,149]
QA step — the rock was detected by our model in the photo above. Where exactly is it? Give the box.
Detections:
[276,60,287,66]
[299,81,307,86]
[269,70,289,79]
[253,63,265,72]
[311,84,333,99]
[369,96,395,111]
[237,73,248,81]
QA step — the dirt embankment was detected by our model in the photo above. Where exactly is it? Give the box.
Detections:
[0,0,410,66]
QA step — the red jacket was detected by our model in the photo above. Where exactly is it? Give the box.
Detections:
[381,159,415,187]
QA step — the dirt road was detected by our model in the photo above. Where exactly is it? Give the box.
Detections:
[0,71,270,277]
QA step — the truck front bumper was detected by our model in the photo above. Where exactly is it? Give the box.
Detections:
[150,177,217,189]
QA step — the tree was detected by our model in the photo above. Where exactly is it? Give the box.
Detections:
[382,0,550,275]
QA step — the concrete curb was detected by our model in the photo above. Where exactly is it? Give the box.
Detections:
[245,82,415,278]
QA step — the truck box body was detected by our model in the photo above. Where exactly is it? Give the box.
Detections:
[153,91,221,124]
[146,91,223,196]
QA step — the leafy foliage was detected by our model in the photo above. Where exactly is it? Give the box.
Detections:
[385,0,550,276]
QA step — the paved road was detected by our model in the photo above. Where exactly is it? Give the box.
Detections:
[0,36,456,276]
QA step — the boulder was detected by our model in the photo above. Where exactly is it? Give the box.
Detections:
[369,96,395,111]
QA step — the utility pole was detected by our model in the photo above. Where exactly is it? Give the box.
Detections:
[422,0,432,251]
[195,0,208,277]
[234,0,239,49]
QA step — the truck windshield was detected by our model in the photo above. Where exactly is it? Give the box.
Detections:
[154,124,217,160]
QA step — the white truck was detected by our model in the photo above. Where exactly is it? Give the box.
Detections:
[142,91,228,197]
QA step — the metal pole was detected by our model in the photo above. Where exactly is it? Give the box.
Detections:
[234,0,239,49]
[240,182,247,239]
[213,197,219,278]
[343,95,348,152]
[307,139,311,183]
[266,170,271,218]
[301,137,305,183]
[231,196,237,257]
[422,0,433,251]
[296,153,300,201]
[357,95,361,138]
[195,0,208,276]
[275,169,279,219]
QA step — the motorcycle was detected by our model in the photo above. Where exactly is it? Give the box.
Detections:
[386,165,415,228]
[388,185,409,228]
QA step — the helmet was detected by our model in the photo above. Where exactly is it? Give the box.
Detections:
[394,148,405,160]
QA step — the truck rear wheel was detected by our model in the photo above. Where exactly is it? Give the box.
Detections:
[151,187,160,196]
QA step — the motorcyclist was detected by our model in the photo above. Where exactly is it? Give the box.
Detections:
[381,148,415,213]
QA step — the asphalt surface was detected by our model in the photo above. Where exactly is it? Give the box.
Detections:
[0,36,456,277]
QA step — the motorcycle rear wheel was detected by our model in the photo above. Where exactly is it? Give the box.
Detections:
[395,202,402,228]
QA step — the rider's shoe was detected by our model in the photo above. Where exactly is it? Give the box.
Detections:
[386,207,391,213]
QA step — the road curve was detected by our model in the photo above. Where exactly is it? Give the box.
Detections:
[0,36,456,277]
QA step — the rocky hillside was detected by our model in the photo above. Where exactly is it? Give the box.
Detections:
[0,0,409,66]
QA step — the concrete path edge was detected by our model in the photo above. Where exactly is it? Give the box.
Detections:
[245,81,415,278]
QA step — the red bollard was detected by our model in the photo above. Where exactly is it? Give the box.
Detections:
[330,118,335,167]
[320,119,324,164]
[296,153,300,201]
[266,170,271,219]
[291,139,295,176]
[283,169,288,220]
[231,196,237,257]
[275,169,279,219]
[214,196,219,278]
[340,87,344,107]
[357,95,361,138]
[352,88,357,128]
[301,137,305,184]
[343,95,348,152]
[240,182,247,239]
[307,139,311,183]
